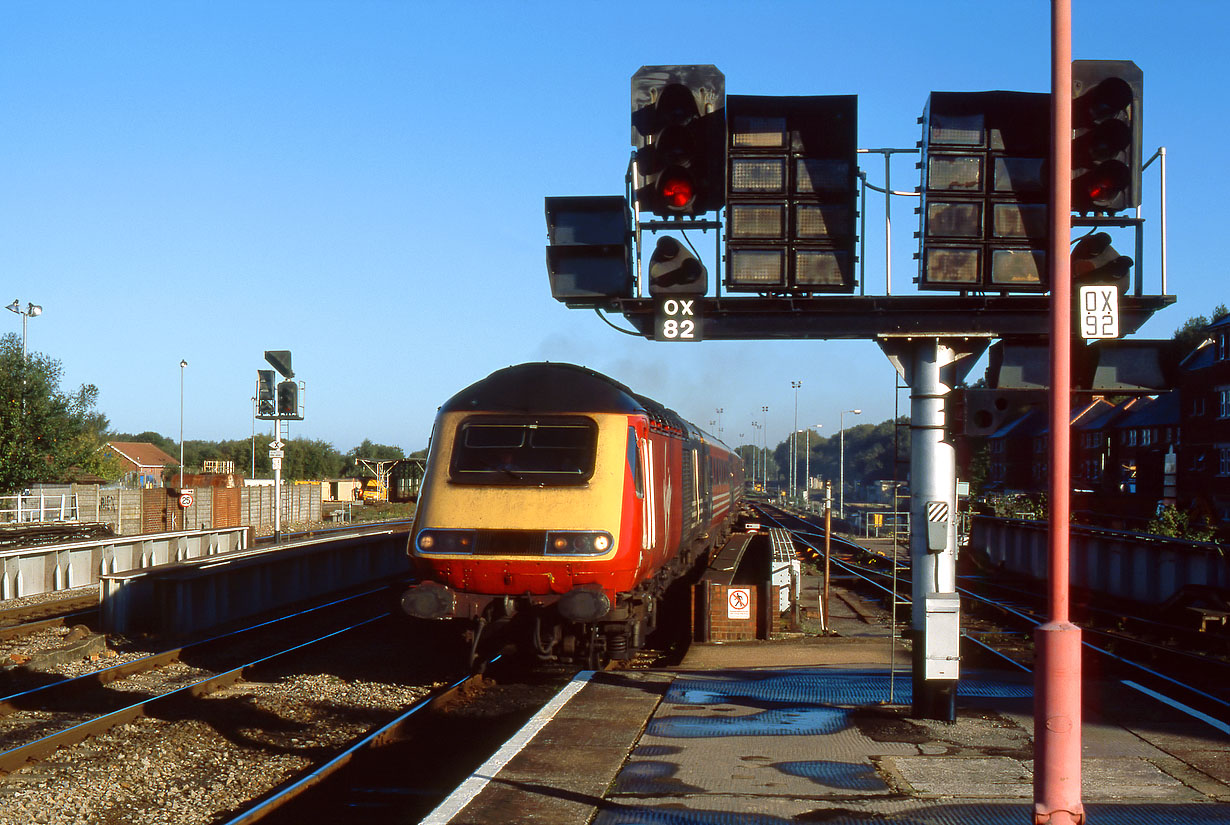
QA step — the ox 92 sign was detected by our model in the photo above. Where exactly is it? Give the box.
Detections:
[1078,285,1119,340]
[654,297,704,342]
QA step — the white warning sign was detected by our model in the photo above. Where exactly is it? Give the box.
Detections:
[727,587,751,620]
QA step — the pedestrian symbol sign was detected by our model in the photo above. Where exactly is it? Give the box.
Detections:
[727,587,751,619]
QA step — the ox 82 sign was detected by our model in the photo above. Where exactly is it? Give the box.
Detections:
[654,297,704,342]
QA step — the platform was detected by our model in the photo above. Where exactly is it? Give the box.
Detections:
[423,585,1230,825]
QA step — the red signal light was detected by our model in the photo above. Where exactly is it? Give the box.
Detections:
[660,172,695,209]
[1076,163,1129,207]
[1071,61,1142,213]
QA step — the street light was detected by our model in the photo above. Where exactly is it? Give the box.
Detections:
[839,408,862,520]
[805,424,822,507]
[715,407,724,437]
[250,395,257,479]
[750,420,761,488]
[790,381,801,500]
[6,300,42,359]
[761,406,769,492]
[179,360,188,488]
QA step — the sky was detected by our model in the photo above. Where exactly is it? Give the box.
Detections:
[0,1,1222,456]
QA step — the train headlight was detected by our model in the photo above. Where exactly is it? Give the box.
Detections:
[415,529,476,555]
[545,531,614,556]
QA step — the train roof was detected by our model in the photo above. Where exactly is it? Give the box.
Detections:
[439,362,692,433]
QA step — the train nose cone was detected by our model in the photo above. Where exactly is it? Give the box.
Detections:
[558,586,611,622]
[401,582,456,619]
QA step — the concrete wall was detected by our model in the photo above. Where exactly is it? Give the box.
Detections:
[970,515,1230,605]
[30,483,323,537]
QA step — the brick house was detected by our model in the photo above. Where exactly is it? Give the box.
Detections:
[1025,399,1110,493]
[104,441,178,488]
[986,408,1045,493]
[1072,397,1137,495]
[1177,316,1230,526]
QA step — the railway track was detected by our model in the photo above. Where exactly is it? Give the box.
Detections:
[0,585,460,824]
[221,657,577,825]
[753,502,1230,731]
[0,590,97,639]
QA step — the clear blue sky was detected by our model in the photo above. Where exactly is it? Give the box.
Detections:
[0,1,1220,455]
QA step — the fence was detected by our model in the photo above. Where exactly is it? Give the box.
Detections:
[24,483,323,537]
[0,494,80,525]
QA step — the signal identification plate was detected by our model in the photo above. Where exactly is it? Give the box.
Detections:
[654,297,704,342]
[1079,285,1119,340]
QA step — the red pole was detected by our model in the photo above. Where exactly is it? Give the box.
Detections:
[1035,2,1084,823]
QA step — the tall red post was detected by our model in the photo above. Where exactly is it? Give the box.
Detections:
[1035,1,1084,823]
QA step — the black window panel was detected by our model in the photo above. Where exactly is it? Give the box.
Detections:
[451,417,598,485]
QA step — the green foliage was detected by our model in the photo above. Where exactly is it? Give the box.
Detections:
[119,431,423,482]
[770,417,910,490]
[0,333,113,492]
[735,442,777,485]
[1147,505,1216,542]
[346,439,405,463]
[1172,303,1229,356]
[981,493,1048,521]
[111,430,178,456]
[965,444,990,496]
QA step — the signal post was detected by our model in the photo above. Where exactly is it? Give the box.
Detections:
[255,349,304,541]
[544,40,1164,820]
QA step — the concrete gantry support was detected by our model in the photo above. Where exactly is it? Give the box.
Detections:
[880,336,987,721]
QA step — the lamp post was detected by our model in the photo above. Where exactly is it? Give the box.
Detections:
[790,381,801,500]
[6,300,42,359]
[750,421,761,487]
[250,395,257,479]
[805,424,822,508]
[715,407,723,437]
[839,408,862,520]
[179,360,188,488]
[761,406,769,492]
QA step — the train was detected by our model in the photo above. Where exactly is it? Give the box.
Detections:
[399,362,746,667]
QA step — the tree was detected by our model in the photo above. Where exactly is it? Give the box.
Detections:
[1173,303,1229,356]
[111,430,178,456]
[0,333,114,492]
[345,439,405,476]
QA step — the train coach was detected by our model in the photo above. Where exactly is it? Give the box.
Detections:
[399,362,745,667]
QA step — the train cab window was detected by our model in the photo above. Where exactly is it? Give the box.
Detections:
[627,426,644,499]
[451,417,597,485]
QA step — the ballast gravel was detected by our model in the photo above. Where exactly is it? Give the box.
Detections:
[0,599,445,825]
[0,667,437,824]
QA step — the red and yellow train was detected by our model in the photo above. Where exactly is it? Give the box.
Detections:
[400,362,745,666]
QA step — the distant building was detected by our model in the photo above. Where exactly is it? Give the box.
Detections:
[104,441,178,488]
[985,407,1045,493]
[1177,315,1230,526]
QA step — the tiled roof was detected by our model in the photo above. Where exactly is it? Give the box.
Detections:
[1117,391,1181,429]
[106,441,178,469]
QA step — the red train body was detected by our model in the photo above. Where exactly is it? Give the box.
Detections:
[400,362,745,665]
